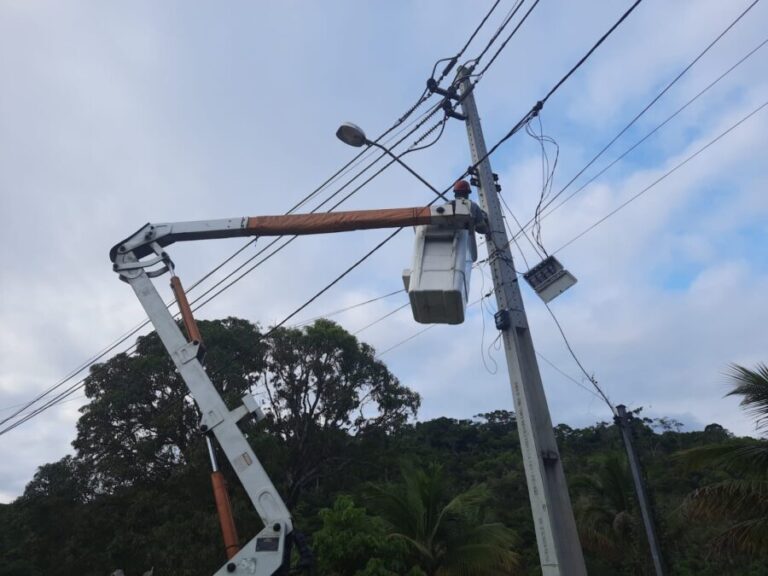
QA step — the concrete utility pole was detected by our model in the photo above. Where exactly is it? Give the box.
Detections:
[457,68,587,576]
[615,404,666,576]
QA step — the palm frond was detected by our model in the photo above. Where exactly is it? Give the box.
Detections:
[710,516,768,557]
[675,440,768,476]
[429,484,489,545]
[439,523,519,576]
[577,525,622,561]
[726,363,768,433]
[683,479,768,520]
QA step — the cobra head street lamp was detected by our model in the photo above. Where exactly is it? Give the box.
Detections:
[335,122,369,147]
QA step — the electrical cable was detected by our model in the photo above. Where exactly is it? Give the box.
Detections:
[525,115,559,255]
[138,0,556,357]
[431,0,504,84]
[553,97,768,254]
[498,190,537,257]
[539,34,768,222]
[404,115,449,154]
[536,0,762,218]
[474,0,539,78]
[498,197,533,269]
[478,262,498,374]
[374,293,486,358]
[187,108,447,315]
[468,0,527,70]
[353,303,410,336]
[464,0,645,177]
[0,95,446,425]
[536,350,604,402]
[1,0,635,432]
[294,289,404,327]
[0,104,451,433]
[543,302,614,412]
[542,0,643,105]
[375,325,436,358]
[0,104,444,430]
[0,290,411,435]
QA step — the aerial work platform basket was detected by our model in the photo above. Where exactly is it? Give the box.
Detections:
[403,224,476,325]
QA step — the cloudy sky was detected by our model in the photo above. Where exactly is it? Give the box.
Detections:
[1,0,767,502]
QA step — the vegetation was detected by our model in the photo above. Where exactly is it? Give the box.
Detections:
[678,364,768,558]
[1,318,766,575]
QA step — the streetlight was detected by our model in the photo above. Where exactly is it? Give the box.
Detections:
[336,122,447,201]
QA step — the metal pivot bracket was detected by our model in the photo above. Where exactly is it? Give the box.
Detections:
[113,241,172,281]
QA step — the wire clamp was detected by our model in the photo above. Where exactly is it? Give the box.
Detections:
[426,78,461,101]
[442,99,467,121]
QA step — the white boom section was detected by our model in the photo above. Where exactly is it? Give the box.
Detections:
[116,260,290,575]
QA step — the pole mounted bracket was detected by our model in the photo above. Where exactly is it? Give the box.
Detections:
[426,77,460,100]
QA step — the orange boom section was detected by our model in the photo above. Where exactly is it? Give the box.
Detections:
[246,207,433,235]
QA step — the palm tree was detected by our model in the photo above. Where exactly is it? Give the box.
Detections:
[572,454,651,573]
[366,462,519,576]
[678,363,768,556]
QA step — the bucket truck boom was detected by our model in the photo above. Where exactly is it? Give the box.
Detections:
[109,196,485,576]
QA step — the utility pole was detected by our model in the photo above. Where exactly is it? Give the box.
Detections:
[614,404,666,576]
[456,69,586,575]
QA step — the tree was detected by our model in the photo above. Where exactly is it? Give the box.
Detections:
[312,495,409,576]
[679,363,768,557]
[74,317,263,492]
[365,462,519,576]
[258,319,420,505]
[572,454,649,574]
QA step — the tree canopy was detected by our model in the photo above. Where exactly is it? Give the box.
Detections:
[2,320,767,576]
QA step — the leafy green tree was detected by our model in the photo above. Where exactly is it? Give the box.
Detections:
[679,363,768,556]
[366,462,519,575]
[312,495,410,575]
[74,318,263,491]
[259,319,420,505]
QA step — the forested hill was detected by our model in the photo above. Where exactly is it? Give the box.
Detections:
[1,318,765,575]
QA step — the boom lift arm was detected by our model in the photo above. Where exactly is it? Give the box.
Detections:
[110,197,485,576]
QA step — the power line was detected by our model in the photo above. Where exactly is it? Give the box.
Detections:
[462,0,646,180]
[375,294,487,358]
[554,97,768,254]
[539,34,768,222]
[542,0,643,104]
[353,303,410,336]
[469,0,527,70]
[0,94,447,427]
[0,290,412,434]
[543,302,614,412]
[535,350,605,403]
[536,0,762,218]
[0,109,440,430]
[263,228,407,336]
[34,90,745,434]
[2,94,455,433]
[475,0,539,77]
[33,0,544,424]
[431,0,504,84]
[2,0,638,433]
[2,4,513,430]
[294,289,404,327]
[533,98,768,415]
